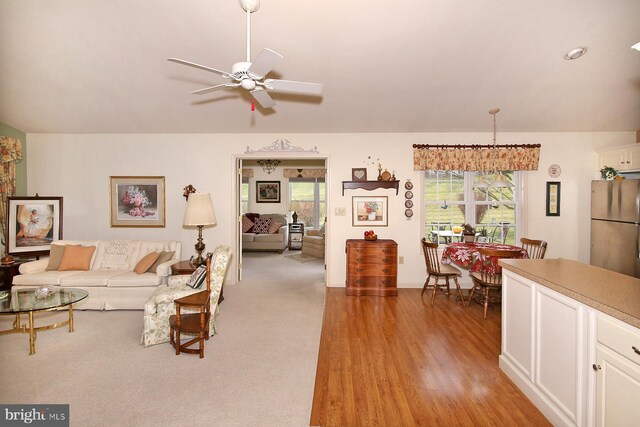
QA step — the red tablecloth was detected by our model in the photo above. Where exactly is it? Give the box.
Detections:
[441,242,528,275]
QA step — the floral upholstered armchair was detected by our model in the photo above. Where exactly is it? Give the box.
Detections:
[141,245,232,347]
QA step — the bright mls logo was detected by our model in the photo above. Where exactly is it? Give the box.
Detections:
[0,405,69,426]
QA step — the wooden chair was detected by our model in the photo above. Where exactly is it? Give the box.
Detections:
[421,238,463,305]
[169,254,212,358]
[466,247,520,319]
[520,238,547,259]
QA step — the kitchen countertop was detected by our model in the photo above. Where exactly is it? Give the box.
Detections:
[499,259,640,329]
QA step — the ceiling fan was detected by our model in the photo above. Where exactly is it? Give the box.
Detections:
[168,0,323,109]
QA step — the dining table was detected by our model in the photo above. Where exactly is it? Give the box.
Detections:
[441,241,529,275]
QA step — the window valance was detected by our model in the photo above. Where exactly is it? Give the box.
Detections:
[283,168,326,178]
[412,144,540,171]
[0,136,23,163]
[241,168,254,178]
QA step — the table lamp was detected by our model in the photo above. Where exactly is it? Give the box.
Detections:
[289,201,302,223]
[183,193,216,265]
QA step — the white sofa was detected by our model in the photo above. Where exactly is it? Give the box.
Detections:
[242,213,289,253]
[13,239,181,310]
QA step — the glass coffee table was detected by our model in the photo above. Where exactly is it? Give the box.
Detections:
[0,288,88,355]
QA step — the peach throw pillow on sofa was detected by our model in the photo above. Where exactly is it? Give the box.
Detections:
[58,245,96,271]
[134,252,160,274]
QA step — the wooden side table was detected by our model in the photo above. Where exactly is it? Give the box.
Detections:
[171,260,224,303]
[0,262,23,292]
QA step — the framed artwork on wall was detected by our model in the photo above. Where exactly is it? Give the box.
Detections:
[110,176,165,227]
[352,196,388,227]
[7,196,63,256]
[256,181,281,203]
[546,181,561,216]
[351,168,367,181]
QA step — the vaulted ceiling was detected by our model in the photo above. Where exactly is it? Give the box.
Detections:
[1,0,639,134]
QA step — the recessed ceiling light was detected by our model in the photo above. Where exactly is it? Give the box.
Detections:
[564,47,587,60]
[632,42,640,51]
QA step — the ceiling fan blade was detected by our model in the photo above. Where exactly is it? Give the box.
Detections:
[264,79,323,95]
[168,58,230,77]
[247,48,283,79]
[250,88,275,109]
[190,83,239,95]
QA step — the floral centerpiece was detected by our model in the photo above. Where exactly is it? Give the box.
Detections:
[122,186,154,218]
[461,223,476,242]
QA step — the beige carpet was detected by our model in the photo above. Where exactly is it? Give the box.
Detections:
[284,253,323,263]
[0,250,326,426]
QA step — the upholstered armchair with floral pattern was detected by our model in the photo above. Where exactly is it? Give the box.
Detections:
[141,245,232,347]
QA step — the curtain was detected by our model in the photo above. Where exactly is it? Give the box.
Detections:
[242,168,254,178]
[0,136,23,248]
[413,146,540,171]
[283,168,327,178]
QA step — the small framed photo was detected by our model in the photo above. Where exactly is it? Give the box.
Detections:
[546,181,561,216]
[351,168,367,182]
[7,196,63,256]
[352,196,388,227]
[256,181,281,203]
[110,176,165,227]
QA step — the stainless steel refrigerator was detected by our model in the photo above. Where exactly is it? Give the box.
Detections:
[590,179,640,278]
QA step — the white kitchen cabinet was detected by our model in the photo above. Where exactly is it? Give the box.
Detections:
[500,271,589,426]
[595,314,640,426]
[598,144,640,172]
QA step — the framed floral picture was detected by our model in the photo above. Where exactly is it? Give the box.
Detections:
[256,181,281,203]
[110,176,165,227]
[352,196,388,227]
[7,196,63,256]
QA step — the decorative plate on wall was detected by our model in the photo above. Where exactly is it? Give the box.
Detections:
[548,164,561,178]
[405,180,413,190]
[405,209,413,218]
[405,199,413,208]
[405,190,413,199]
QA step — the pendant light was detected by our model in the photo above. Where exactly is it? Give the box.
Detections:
[488,108,514,188]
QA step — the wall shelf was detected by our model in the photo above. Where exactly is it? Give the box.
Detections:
[342,180,399,196]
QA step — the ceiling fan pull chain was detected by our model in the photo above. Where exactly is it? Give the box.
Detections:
[251,100,255,111]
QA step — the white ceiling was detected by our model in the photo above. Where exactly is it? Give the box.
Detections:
[1,0,639,134]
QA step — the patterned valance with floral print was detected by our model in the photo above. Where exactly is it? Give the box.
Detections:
[0,136,23,247]
[412,144,540,171]
[242,168,254,178]
[283,168,327,178]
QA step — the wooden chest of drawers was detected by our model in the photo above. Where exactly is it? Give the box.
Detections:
[345,239,398,296]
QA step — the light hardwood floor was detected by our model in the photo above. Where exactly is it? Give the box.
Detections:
[310,288,551,426]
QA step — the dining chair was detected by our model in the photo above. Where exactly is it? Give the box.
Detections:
[421,238,464,305]
[490,222,511,244]
[520,238,548,259]
[466,247,520,319]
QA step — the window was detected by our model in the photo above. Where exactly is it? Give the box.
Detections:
[289,178,326,229]
[424,171,521,244]
[240,178,249,215]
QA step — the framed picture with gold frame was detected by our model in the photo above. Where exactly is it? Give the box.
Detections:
[110,176,165,227]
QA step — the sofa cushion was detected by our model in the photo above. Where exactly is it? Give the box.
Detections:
[254,233,283,243]
[59,270,127,287]
[242,215,254,233]
[106,271,163,287]
[253,217,272,234]
[134,252,160,274]
[12,270,82,286]
[186,265,207,289]
[46,244,66,271]
[147,251,175,274]
[242,233,256,243]
[136,241,181,266]
[97,240,139,270]
[58,245,97,271]
[245,213,260,233]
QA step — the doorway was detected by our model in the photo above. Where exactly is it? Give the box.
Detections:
[235,156,329,286]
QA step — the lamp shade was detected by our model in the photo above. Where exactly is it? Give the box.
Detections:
[184,193,216,226]
[289,201,302,212]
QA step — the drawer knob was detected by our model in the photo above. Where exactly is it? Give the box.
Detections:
[382,258,389,263]
[633,346,640,356]
[355,279,362,285]
[356,267,363,273]
[357,257,363,263]
[382,268,389,273]
[592,363,601,371]
[382,248,389,253]
[356,248,363,253]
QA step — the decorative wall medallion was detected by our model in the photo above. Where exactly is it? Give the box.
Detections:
[404,190,413,199]
[405,180,413,190]
[548,164,561,178]
[405,208,413,218]
[405,200,413,208]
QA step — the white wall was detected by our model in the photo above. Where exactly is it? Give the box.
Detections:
[25,132,633,287]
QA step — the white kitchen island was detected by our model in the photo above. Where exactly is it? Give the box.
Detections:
[498,259,640,427]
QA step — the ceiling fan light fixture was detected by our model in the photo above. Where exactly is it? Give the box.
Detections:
[493,172,514,188]
[564,47,587,60]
